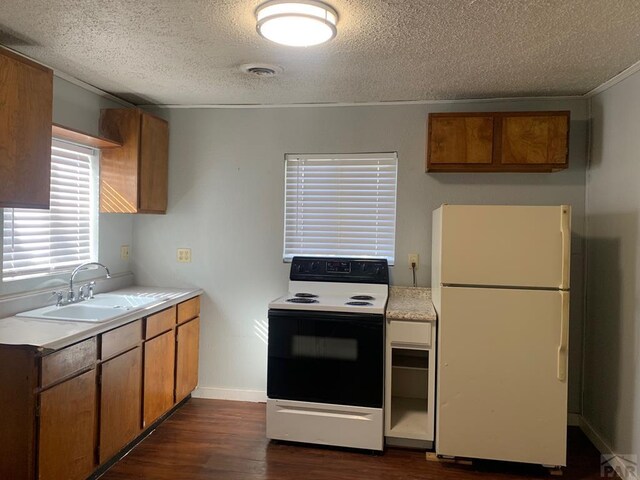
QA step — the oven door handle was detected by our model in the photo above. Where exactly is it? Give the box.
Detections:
[268,309,384,326]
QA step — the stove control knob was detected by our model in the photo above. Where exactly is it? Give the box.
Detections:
[311,261,321,271]
[359,263,367,272]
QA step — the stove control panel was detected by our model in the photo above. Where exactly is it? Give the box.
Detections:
[327,261,351,273]
[290,257,389,284]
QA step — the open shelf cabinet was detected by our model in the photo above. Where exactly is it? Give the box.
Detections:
[385,320,436,445]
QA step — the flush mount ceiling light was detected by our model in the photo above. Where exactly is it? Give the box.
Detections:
[256,0,338,47]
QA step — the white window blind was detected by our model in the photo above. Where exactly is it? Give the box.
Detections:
[284,153,397,264]
[2,139,97,281]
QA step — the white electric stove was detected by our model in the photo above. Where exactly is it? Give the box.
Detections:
[267,257,389,452]
[269,282,388,314]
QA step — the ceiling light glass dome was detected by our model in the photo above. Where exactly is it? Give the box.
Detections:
[256,1,338,47]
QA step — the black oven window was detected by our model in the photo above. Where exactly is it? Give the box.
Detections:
[267,311,383,407]
[292,335,358,361]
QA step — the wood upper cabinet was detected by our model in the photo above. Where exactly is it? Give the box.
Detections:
[500,113,569,166]
[426,111,570,172]
[38,369,97,480]
[428,114,494,165]
[176,316,200,402]
[99,108,169,214]
[0,47,53,209]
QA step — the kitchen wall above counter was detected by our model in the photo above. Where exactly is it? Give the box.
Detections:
[133,98,588,413]
[0,70,589,418]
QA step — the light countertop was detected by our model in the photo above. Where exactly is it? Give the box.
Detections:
[0,286,202,353]
[386,286,436,322]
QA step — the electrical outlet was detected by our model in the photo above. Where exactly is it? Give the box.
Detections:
[408,253,419,269]
[120,245,130,260]
[177,248,192,263]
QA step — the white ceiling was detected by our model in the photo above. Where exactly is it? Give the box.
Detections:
[1,0,640,106]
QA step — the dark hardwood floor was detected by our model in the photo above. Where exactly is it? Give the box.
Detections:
[100,399,612,480]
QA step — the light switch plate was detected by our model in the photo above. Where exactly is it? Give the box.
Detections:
[121,245,130,260]
[177,248,192,263]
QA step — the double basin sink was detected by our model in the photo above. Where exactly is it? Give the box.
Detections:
[16,294,159,323]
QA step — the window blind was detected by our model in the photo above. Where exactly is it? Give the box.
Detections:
[284,153,397,264]
[2,139,97,281]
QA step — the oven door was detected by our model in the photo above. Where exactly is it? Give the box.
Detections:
[267,309,383,408]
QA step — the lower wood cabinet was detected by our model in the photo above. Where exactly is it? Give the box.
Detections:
[176,316,200,402]
[0,294,201,480]
[143,329,176,427]
[99,347,143,463]
[38,369,97,480]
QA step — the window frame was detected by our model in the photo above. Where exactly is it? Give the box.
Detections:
[282,152,398,265]
[2,138,99,282]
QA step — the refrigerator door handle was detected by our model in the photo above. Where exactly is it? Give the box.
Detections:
[557,291,570,381]
[560,205,571,289]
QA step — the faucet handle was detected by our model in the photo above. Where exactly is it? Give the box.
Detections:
[78,281,97,301]
[51,291,65,306]
[88,281,96,299]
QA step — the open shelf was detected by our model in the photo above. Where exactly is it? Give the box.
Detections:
[388,396,430,439]
[385,321,435,444]
[392,349,429,369]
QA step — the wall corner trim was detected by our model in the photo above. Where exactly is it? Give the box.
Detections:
[577,414,639,480]
[584,58,640,98]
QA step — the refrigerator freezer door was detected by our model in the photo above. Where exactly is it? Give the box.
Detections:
[436,287,568,466]
[437,205,571,289]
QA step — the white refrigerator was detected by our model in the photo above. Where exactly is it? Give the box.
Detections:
[432,204,570,467]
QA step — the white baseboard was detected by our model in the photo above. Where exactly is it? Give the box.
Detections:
[577,414,639,480]
[192,386,266,403]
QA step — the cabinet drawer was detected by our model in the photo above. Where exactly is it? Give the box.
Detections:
[177,296,200,325]
[41,337,97,388]
[388,321,431,347]
[145,306,176,339]
[101,320,142,361]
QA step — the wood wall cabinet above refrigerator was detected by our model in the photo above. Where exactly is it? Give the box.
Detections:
[426,111,570,173]
[0,47,53,209]
[99,108,169,214]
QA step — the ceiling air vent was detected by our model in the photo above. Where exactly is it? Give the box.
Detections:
[240,63,283,77]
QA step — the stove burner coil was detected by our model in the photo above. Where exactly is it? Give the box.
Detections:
[350,295,375,301]
[287,298,319,304]
[294,293,319,298]
[345,301,373,306]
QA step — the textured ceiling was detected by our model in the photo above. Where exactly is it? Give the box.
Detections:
[1,1,640,105]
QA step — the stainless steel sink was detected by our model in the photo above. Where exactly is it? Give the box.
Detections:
[16,294,159,323]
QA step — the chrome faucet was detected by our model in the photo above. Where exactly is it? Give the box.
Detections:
[68,262,111,303]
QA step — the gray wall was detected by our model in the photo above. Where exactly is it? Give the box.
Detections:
[0,77,133,296]
[135,99,588,409]
[585,70,640,459]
